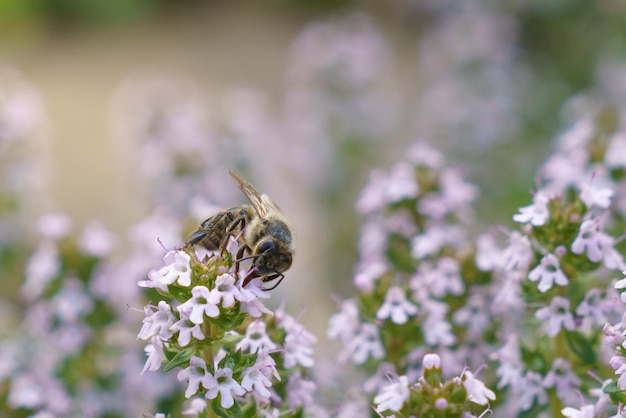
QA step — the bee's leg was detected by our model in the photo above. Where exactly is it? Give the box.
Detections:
[219,209,249,254]
[242,269,257,288]
[261,273,285,291]
[234,243,251,278]
[184,229,207,249]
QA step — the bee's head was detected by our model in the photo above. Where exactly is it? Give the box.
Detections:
[252,238,293,275]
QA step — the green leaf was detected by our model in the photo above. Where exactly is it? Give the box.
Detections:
[241,400,257,418]
[219,350,242,371]
[564,331,597,364]
[168,285,192,303]
[211,397,242,418]
[163,347,194,372]
[220,332,244,346]
[603,381,626,404]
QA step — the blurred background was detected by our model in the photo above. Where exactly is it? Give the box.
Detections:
[2,0,626,415]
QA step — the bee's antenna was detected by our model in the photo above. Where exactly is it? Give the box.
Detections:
[237,253,264,262]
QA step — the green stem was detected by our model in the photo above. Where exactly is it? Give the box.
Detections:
[203,321,215,418]
[548,388,562,418]
[203,322,214,369]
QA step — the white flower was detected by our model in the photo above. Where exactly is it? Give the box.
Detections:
[341,322,385,365]
[579,181,613,209]
[177,356,217,399]
[543,358,581,402]
[236,320,277,353]
[518,371,548,411]
[279,312,317,369]
[140,250,192,290]
[513,192,550,226]
[576,288,619,327]
[535,296,575,337]
[527,254,568,292]
[452,291,490,340]
[205,367,246,408]
[240,351,279,399]
[501,231,534,271]
[138,301,175,341]
[414,257,464,298]
[182,397,208,416]
[571,219,612,263]
[353,260,387,292]
[327,298,360,342]
[238,278,272,318]
[283,333,315,369]
[364,362,397,394]
[209,273,245,308]
[286,371,317,410]
[491,336,522,390]
[421,299,456,346]
[50,278,94,323]
[170,310,205,347]
[411,225,465,259]
[177,286,220,324]
[609,355,626,390]
[462,371,495,405]
[562,405,596,418]
[376,286,418,325]
[141,337,167,374]
[374,375,410,412]
[422,353,441,370]
[475,233,503,271]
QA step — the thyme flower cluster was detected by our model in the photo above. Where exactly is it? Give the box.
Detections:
[328,141,496,417]
[138,237,321,417]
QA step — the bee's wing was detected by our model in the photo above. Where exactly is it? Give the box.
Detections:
[229,169,281,218]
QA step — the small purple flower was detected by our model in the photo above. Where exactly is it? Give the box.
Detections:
[534,296,575,337]
[491,336,522,390]
[141,336,167,374]
[542,358,581,403]
[579,181,613,209]
[240,351,279,399]
[209,273,245,308]
[518,371,548,411]
[140,250,192,290]
[177,356,217,399]
[462,371,496,405]
[205,367,245,408]
[571,219,612,263]
[513,192,550,226]
[373,375,410,412]
[238,278,272,318]
[501,231,534,272]
[286,371,317,410]
[376,286,418,325]
[138,301,175,341]
[177,286,220,324]
[236,320,277,354]
[340,322,385,365]
[527,254,568,292]
[327,298,360,342]
[170,310,205,347]
[562,405,596,418]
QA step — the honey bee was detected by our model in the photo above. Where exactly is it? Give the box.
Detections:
[185,169,294,290]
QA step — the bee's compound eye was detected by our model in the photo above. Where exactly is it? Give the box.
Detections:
[258,240,274,254]
[262,219,269,227]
